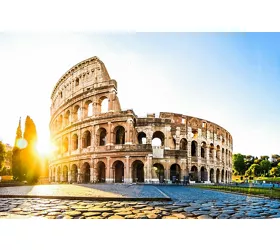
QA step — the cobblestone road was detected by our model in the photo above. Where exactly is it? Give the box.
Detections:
[0,184,279,219]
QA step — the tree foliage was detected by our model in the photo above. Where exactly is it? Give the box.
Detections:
[12,118,23,181]
[21,116,41,184]
[12,116,41,183]
[0,141,6,169]
[232,153,246,175]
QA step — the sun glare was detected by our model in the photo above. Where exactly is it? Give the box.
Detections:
[36,140,57,156]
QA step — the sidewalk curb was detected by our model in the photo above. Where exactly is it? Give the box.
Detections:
[0,194,171,202]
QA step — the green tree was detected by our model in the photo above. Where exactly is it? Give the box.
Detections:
[233,153,246,175]
[0,141,6,169]
[245,163,261,177]
[12,118,24,181]
[260,160,271,176]
[269,166,280,177]
[21,116,41,184]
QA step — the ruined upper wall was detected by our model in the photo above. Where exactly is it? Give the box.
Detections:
[50,56,117,116]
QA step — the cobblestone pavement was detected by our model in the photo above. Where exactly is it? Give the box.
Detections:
[0,185,280,219]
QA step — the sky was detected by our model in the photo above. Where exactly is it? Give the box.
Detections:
[0,32,279,157]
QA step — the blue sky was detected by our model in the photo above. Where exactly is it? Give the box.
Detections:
[0,33,279,156]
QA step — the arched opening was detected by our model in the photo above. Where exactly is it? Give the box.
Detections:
[72,134,78,150]
[81,163,90,183]
[200,166,207,182]
[221,169,224,182]
[210,168,215,183]
[191,128,198,139]
[170,164,181,183]
[152,163,165,183]
[222,148,225,162]
[180,138,187,150]
[98,128,107,146]
[63,166,68,182]
[62,137,69,153]
[201,141,206,158]
[113,161,124,183]
[64,110,70,126]
[138,132,147,144]
[73,105,81,121]
[75,78,79,86]
[52,167,55,182]
[57,166,61,182]
[132,160,145,182]
[58,115,63,129]
[152,131,165,146]
[71,164,78,183]
[85,101,93,117]
[191,141,197,156]
[100,97,109,113]
[225,170,228,183]
[82,130,91,148]
[209,143,214,158]
[216,145,221,160]
[97,161,106,183]
[190,166,198,182]
[216,169,220,183]
[226,149,228,164]
[114,126,125,144]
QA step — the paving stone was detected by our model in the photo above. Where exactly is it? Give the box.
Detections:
[83,212,102,217]
[125,215,136,219]
[10,208,22,212]
[184,207,197,213]
[116,211,132,216]
[47,212,61,216]
[197,215,213,219]
[64,211,82,217]
[87,216,103,219]
[217,214,231,219]
[45,216,56,219]
[108,215,124,219]
[173,213,186,219]
[88,207,113,213]
[192,211,210,216]
[146,213,158,219]
[162,216,178,219]
[133,205,147,209]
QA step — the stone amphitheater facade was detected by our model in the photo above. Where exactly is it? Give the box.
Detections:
[49,56,233,184]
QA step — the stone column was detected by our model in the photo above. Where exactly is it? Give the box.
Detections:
[207,169,210,182]
[77,168,81,183]
[68,168,72,183]
[125,156,131,183]
[214,169,217,183]
[197,167,201,182]
[107,122,112,145]
[49,167,52,182]
[146,155,153,182]
[107,157,113,183]
[125,119,133,145]
[90,167,94,183]
[165,167,169,182]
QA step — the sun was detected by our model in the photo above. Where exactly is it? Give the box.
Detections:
[36,139,57,156]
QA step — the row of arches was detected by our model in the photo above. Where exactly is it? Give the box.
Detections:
[53,97,109,130]
[60,126,126,153]
[50,161,231,184]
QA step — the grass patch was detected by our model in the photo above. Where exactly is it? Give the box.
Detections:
[194,185,280,199]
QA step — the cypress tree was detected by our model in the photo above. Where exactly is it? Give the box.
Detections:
[12,118,23,181]
[21,116,41,183]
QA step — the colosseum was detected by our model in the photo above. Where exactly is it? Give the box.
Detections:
[49,56,233,184]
